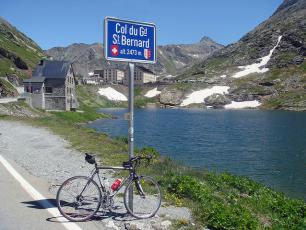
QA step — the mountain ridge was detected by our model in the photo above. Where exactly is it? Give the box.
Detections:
[46,37,224,77]
[174,0,305,110]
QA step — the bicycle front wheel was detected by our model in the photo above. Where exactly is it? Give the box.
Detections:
[56,176,101,222]
[124,176,161,219]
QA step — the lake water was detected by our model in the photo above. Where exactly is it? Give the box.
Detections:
[88,108,306,200]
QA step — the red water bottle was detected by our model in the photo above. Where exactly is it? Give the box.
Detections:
[111,179,122,191]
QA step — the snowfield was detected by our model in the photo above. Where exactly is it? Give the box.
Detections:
[98,87,127,101]
[180,86,230,106]
[224,100,261,109]
[145,87,161,98]
[232,35,282,78]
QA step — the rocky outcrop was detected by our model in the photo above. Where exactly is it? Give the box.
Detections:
[204,93,231,108]
[159,87,184,106]
[0,78,18,98]
[7,74,22,86]
[0,102,41,117]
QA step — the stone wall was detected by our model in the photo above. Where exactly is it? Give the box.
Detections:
[45,84,66,110]
[31,93,44,109]
[45,96,66,110]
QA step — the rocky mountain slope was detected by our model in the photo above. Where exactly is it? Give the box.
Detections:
[176,0,306,110]
[0,17,45,97]
[46,36,223,77]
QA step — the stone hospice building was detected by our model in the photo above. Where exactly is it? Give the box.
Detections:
[23,60,78,111]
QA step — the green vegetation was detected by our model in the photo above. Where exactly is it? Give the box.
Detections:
[160,172,305,229]
[134,86,143,96]
[76,85,127,110]
[277,51,299,62]
[134,96,157,108]
[0,59,14,77]
[0,24,45,69]
[262,90,306,111]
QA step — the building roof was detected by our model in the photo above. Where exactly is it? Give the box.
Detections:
[23,77,45,83]
[32,60,71,79]
[136,66,154,74]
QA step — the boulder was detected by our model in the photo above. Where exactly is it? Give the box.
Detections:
[159,88,184,106]
[204,93,231,108]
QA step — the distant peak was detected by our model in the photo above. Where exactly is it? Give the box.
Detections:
[200,36,216,43]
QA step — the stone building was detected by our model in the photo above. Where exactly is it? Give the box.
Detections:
[93,68,125,84]
[124,66,157,85]
[23,60,78,111]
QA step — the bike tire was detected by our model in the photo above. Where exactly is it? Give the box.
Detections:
[124,176,161,219]
[56,176,101,222]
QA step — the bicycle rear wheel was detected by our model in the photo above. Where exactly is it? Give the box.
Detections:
[56,176,101,222]
[124,176,161,219]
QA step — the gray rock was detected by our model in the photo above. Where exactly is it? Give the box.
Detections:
[159,88,184,106]
[204,93,231,108]
[160,220,172,230]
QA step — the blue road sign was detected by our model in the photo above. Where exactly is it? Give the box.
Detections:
[104,17,156,64]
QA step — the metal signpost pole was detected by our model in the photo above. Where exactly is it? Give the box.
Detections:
[128,62,135,211]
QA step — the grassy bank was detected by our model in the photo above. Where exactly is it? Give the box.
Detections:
[1,95,305,229]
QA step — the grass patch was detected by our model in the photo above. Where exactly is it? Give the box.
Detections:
[0,59,14,77]
[134,96,157,108]
[277,51,299,62]
[262,90,306,111]
[76,85,127,110]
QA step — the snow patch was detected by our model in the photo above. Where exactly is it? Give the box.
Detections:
[145,87,161,98]
[232,36,282,78]
[98,87,127,101]
[220,75,227,78]
[181,86,230,106]
[191,54,200,58]
[85,80,98,85]
[224,100,261,109]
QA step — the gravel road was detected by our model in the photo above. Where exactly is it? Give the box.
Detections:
[0,120,192,230]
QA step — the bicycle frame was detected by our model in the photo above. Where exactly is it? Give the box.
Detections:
[87,164,137,199]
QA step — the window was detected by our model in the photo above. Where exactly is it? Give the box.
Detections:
[45,87,53,93]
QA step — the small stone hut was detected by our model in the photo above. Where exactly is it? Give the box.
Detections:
[23,60,78,111]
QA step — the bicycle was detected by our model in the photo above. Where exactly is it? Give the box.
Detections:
[56,153,162,222]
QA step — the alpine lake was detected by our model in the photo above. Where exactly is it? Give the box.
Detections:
[88,108,306,201]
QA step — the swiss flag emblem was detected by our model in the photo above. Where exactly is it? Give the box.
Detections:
[144,49,151,59]
[111,45,119,56]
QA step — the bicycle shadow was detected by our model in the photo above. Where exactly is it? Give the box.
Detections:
[21,199,136,223]
[21,199,57,210]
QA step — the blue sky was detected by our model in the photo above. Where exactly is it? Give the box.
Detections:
[1,0,282,49]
